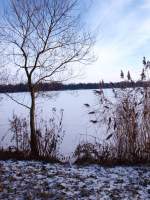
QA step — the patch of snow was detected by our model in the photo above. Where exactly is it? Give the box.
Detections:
[0,161,150,199]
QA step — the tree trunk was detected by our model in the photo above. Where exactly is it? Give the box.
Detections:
[30,89,38,157]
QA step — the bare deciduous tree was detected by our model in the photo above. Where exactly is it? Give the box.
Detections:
[2,0,94,156]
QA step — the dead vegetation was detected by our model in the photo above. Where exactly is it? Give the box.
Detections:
[0,108,64,162]
[75,58,150,165]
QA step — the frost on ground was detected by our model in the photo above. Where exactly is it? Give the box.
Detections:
[0,160,150,200]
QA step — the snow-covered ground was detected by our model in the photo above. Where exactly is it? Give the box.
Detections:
[0,160,150,200]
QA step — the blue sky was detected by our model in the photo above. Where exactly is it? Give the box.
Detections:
[1,0,150,83]
[79,0,150,82]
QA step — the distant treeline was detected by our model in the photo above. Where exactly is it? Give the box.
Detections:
[0,81,149,93]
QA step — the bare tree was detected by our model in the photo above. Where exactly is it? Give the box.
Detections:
[1,0,94,157]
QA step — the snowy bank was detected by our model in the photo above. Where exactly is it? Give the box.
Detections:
[0,160,150,199]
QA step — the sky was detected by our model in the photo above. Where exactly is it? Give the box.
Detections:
[1,0,150,83]
[79,0,150,83]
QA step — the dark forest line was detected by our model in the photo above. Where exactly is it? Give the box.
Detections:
[0,81,149,93]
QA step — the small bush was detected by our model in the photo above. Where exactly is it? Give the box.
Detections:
[74,141,114,165]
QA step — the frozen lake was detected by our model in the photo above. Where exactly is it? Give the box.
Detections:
[0,89,110,154]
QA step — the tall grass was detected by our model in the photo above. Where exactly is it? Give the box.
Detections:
[75,58,150,165]
[9,113,29,153]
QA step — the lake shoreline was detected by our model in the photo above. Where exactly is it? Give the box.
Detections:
[0,81,149,93]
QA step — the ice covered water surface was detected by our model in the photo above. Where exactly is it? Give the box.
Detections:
[0,89,111,154]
